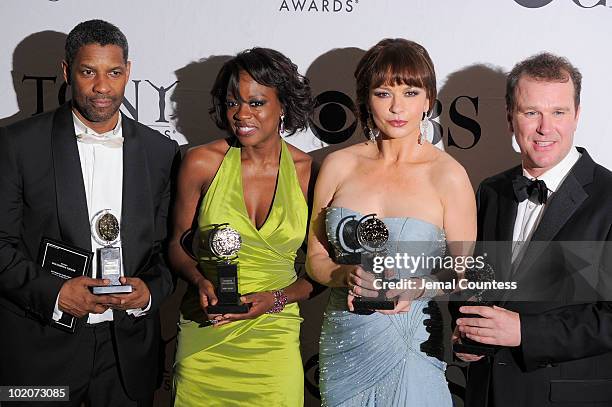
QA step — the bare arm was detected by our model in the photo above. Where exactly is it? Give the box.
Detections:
[424,161,477,298]
[305,154,355,287]
[274,153,316,304]
[167,146,221,309]
[441,163,477,260]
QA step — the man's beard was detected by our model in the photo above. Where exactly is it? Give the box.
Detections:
[74,95,122,123]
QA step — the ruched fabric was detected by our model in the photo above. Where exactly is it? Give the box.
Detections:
[319,207,452,407]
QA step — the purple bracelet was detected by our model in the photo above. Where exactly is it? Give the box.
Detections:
[266,290,288,314]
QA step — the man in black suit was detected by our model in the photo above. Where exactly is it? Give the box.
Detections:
[453,53,612,406]
[0,20,179,406]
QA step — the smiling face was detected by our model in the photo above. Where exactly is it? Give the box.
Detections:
[368,83,429,141]
[226,71,283,146]
[510,75,579,177]
[62,43,130,133]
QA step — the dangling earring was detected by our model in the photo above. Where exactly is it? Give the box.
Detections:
[279,114,285,135]
[367,115,379,141]
[419,112,428,145]
[369,127,380,141]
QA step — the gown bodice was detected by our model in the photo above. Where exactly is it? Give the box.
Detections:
[319,206,452,407]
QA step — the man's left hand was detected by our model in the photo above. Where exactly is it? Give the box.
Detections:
[109,277,151,310]
[456,305,521,347]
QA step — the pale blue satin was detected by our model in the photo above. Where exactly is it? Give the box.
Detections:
[319,207,452,407]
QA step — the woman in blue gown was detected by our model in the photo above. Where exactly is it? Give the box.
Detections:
[306,38,477,406]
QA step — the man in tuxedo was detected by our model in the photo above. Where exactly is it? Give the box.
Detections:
[0,20,179,406]
[454,53,612,406]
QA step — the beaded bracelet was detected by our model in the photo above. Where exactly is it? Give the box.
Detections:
[266,290,288,314]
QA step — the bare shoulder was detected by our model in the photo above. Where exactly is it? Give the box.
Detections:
[286,142,313,166]
[181,138,231,187]
[286,142,313,178]
[429,148,472,191]
[321,141,371,172]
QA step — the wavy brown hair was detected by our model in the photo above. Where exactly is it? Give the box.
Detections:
[354,38,436,138]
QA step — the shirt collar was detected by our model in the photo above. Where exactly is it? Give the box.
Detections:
[72,111,122,139]
[523,146,581,193]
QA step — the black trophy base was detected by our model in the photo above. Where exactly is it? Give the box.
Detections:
[454,301,496,355]
[352,297,396,315]
[93,284,133,294]
[207,303,250,314]
[453,340,497,357]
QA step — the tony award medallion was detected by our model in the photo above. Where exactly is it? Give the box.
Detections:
[91,209,132,294]
[336,213,394,314]
[353,214,396,313]
[206,224,249,314]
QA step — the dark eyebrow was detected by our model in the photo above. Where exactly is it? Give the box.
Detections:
[77,64,125,71]
[225,93,268,100]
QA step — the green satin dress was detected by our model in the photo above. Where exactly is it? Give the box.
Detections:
[174,140,307,407]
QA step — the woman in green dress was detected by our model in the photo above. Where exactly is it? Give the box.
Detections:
[169,48,316,406]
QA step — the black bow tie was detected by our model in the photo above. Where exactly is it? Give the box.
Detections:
[512,175,548,204]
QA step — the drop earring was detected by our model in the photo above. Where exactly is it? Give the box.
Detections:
[369,127,380,141]
[367,115,379,141]
[279,114,285,135]
[419,112,428,145]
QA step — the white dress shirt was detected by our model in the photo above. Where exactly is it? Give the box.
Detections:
[511,147,581,264]
[53,112,149,323]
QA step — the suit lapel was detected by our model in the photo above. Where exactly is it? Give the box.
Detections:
[120,115,153,276]
[493,168,520,284]
[496,174,519,243]
[52,104,92,252]
[532,175,587,242]
[513,169,588,281]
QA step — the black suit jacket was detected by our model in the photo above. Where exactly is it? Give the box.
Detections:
[0,103,180,400]
[465,148,612,407]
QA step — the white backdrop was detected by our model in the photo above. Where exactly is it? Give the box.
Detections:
[1,0,611,405]
[2,1,611,173]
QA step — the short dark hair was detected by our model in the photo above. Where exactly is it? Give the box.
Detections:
[355,38,437,137]
[210,47,313,136]
[506,52,582,112]
[65,19,128,69]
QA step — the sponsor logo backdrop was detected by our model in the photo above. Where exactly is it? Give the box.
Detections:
[1,1,610,406]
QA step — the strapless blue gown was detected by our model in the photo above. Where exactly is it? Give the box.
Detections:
[319,207,452,407]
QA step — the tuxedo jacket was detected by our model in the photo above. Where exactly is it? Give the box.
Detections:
[465,148,612,407]
[0,103,180,400]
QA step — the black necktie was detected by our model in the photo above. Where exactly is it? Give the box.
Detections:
[512,175,548,204]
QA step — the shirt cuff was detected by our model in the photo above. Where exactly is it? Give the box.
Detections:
[52,293,63,321]
[126,294,152,318]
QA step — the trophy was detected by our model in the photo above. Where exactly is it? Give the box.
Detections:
[453,262,497,356]
[91,209,132,294]
[337,213,395,314]
[206,224,249,314]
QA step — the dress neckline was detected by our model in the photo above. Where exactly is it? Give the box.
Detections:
[326,206,444,233]
[237,141,283,232]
